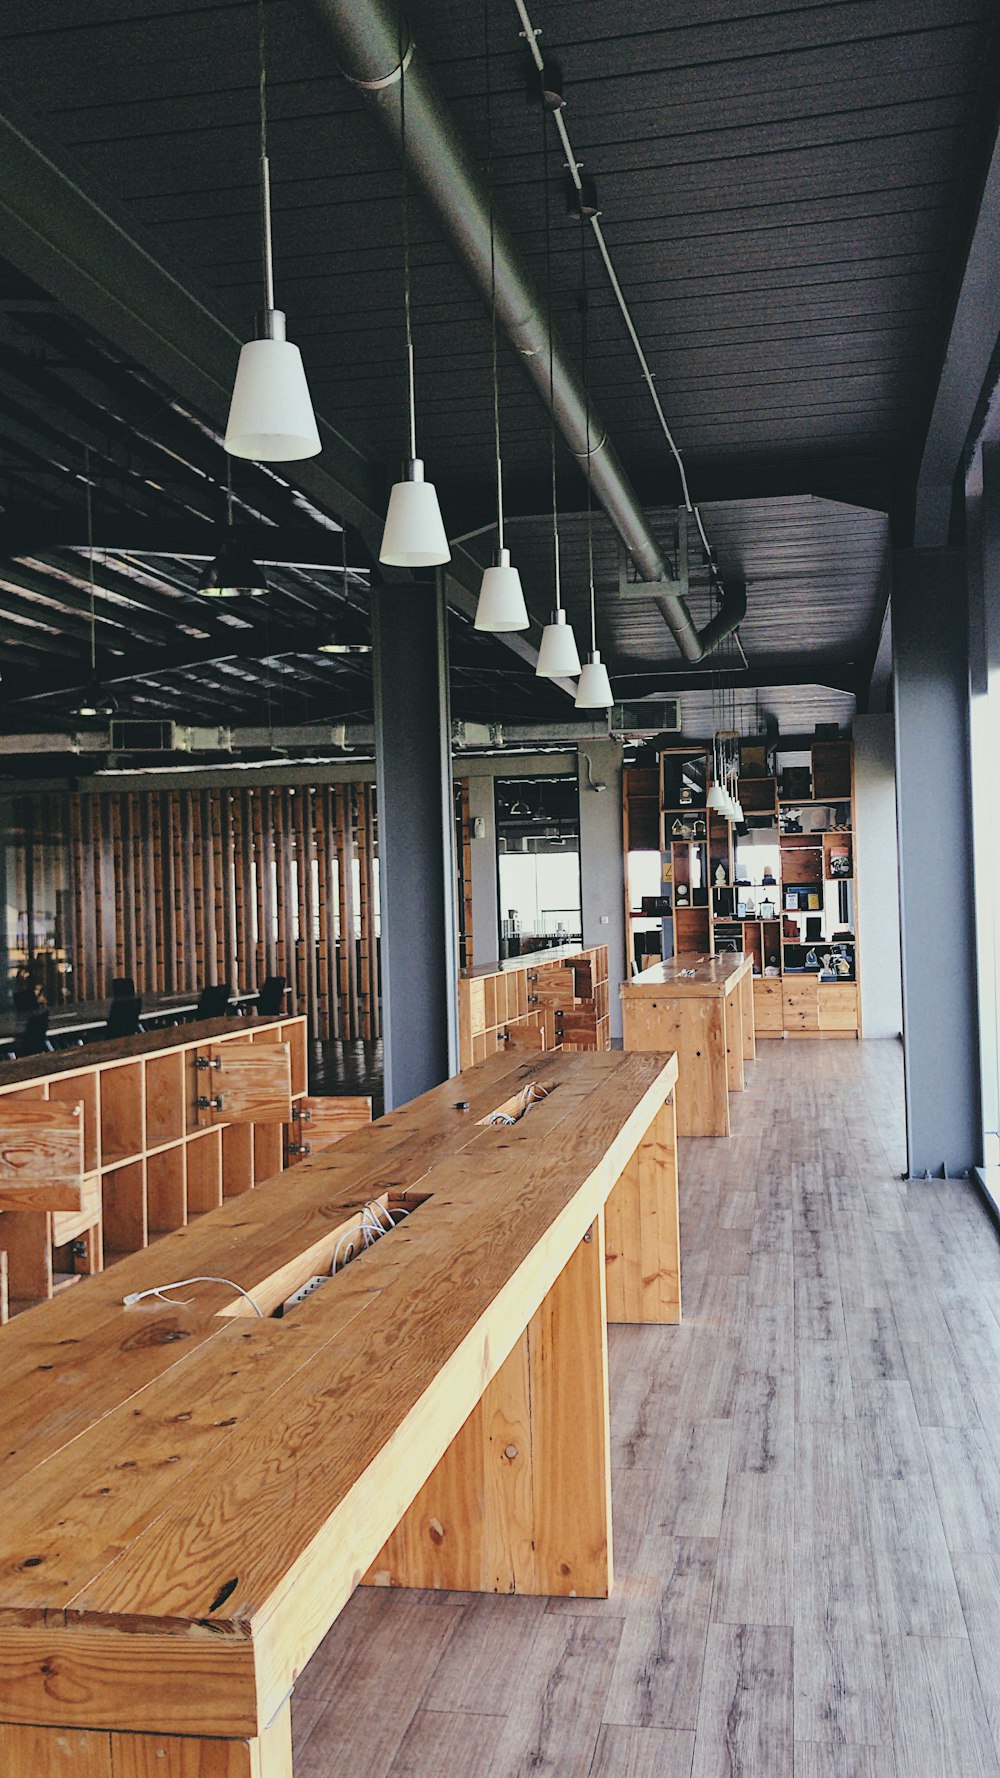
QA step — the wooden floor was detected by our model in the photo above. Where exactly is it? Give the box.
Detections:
[292,1039,1000,1777]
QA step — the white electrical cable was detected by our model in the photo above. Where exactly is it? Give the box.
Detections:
[122,1276,265,1317]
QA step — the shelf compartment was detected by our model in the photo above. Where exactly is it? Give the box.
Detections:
[147,1145,187,1234]
[103,1159,147,1254]
[145,1051,186,1148]
[186,1127,223,1215]
[100,1062,145,1165]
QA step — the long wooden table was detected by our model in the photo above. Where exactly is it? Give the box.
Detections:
[621,951,755,1137]
[0,1045,679,1777]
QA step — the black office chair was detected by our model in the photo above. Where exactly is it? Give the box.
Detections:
[112,976,137,999]
[255,975,286,1017]
[194,982,232,1020]
[14,1009,51,1058]
[105,995,143,1039]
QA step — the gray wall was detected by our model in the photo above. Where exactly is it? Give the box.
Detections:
[467,773,500,968]
[853,713,903,1040]
[578,740,627,1042]
[892,548,981,1177]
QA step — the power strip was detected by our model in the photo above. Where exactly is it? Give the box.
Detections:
[283,1275,329,1313]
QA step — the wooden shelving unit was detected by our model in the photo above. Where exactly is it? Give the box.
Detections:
[0,1014,309,1316]
[458,945,610,1068]
[624,736,860,1038]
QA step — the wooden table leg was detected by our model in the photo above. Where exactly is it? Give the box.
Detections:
[364,1214,612,1599]
[0,1701,293,1778]
[725,992,745,1093]
[739,965,756,1061]
[604,1095,680,1325]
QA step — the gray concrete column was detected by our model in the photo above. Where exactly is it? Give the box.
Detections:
[373,576,458,1108]
[467,773,499,967]
[578,739,627,1042]
[892,547,980,1177]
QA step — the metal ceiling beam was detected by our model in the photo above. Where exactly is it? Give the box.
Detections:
[610,653,860,696]
[915,103,1000,545]
[307,0,743,664]
[0,90,557,687]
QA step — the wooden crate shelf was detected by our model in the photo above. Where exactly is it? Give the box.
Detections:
[0,1014,308,1316]
[458,945,610,1070]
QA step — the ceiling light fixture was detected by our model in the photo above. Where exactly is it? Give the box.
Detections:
[380,21,449,568]
[224,0,320,462]
[475,2,528,633]
[71,450,117,723]
[198,461,269,597]
[574,226,613,711]
[536,112,581,680]
[319,530,372,652]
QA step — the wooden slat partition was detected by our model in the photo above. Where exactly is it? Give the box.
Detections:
[5,781,474,1045]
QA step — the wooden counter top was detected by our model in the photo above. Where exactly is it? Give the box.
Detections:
[0,1014,285,1089]
[0,1046,678,1754]
[621,951,752,997]
[461,941,595,982]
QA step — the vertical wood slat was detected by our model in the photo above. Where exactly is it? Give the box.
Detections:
[336,783,358,1041]
[33,778,382,1046]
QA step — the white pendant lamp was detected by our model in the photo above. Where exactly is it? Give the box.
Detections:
[379,35,449,568]
[537,606,582,676]
[536,124,581,680]
[573,223,614,713]
[476,547,529,631]
[475,32,527,632]
[707,780,728,815]
[575,647,614,709]
[225,2,319,463]
[380,459,450,566]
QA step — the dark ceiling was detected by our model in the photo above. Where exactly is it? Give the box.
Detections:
[0,0,995,747]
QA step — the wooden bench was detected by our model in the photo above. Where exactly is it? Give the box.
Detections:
[621,950,755,1137]
[0,1046,679,1777]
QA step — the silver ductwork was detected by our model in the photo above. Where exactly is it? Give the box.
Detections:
[309,0,742,664]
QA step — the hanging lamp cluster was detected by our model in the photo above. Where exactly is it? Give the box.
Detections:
[221,1,617,704]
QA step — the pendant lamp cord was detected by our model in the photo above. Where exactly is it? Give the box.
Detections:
[543,112,561,612]
[399,8,417,461]
[84,445,96,677]
[257,0,275,314]
[485,0,503,551]
[581,222,596,656]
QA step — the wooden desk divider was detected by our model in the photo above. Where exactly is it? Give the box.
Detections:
[0,1048,679,1778]
[0,1015,308,1319]
[0,1102,85,1212]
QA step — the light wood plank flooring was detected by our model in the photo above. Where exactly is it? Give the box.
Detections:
[292,1039,1000,1776]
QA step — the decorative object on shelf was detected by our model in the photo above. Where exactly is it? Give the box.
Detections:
[675,883,690,906]
[785,890,798,910]
[225,0,320,462]
[693,817,706,837]
[759,897,776,919]
[714,863,727,885]
[781,767,811,800]
[829,848,852,877]
[671,817,686,837]
[780,809,803,833]
[762,866,776,885]
[680,786,693,806]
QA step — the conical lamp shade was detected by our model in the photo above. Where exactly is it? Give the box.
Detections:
[536,608,582,677]
[197,535,269,598]
[475,548,529,631]
[380,458,450,567]
[707,782,727,814]
[225,330,321,462]
[574,648,614,709]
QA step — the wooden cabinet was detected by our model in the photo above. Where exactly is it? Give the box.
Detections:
[752,979,783,1034]
[819,984,859,1030]
[782,979,819,1031]
[458,946,610,1068]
